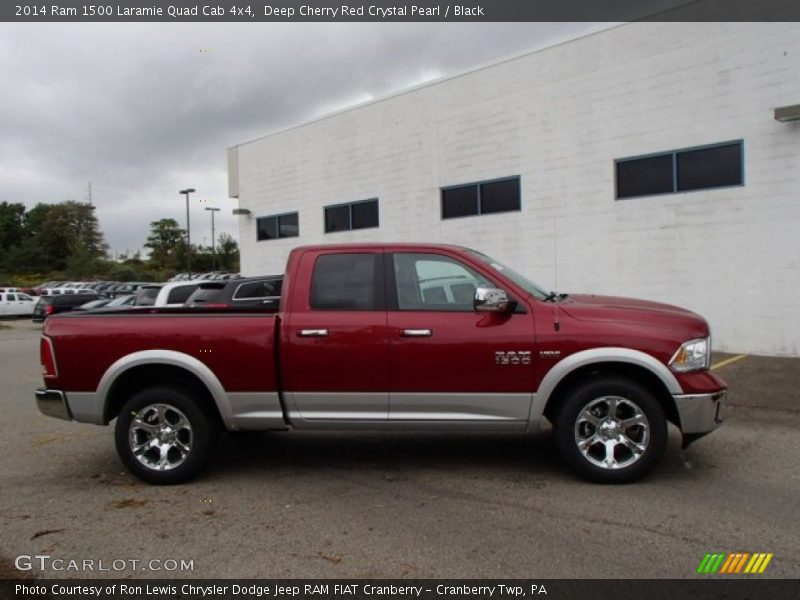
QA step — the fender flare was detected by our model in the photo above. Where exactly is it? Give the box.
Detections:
[528,347,682,432]
[96,350,236,429]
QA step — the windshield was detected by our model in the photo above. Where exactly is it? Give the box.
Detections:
[466,249,551,301]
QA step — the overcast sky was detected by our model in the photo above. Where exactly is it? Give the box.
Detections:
[0,22,610,258]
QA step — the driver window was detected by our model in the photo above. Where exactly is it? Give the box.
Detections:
[393,253,493,311]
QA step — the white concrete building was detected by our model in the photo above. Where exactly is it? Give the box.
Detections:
[228,22,800,356]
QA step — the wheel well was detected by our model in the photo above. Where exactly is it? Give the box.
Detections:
[542,362,680,427]
[103,364,222,425]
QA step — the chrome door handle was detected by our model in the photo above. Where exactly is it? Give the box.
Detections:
[401,329,432,337]
[298,329,329,337]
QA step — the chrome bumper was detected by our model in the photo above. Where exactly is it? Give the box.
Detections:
[35,388,72,421]
[673,390,726,435]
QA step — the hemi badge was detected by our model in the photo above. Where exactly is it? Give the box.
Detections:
[540,350,561,357]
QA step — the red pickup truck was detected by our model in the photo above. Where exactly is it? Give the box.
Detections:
[36,244,726,484]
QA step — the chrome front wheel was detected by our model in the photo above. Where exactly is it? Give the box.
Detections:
[574,396,650,470]
[554,376,667,483]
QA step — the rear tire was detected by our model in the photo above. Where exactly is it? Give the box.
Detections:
[553,376,667,483]
[114,385,219,485]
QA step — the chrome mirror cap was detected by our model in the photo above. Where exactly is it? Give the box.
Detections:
[474,287,509,313]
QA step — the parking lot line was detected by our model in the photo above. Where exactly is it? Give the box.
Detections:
[711,354,748,371]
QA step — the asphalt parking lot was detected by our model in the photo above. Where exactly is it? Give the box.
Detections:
[0,319,798,579]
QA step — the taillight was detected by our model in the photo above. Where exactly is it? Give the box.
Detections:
[40,336,58,378]
[45,304,55,315]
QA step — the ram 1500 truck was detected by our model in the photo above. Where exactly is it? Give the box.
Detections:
[36,244,726,484]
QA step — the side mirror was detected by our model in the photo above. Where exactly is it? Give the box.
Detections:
[474,287,510,313]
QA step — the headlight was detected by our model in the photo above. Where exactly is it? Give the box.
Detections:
[669,338,710,372]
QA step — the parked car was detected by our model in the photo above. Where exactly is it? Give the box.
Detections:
[75,298,113,311]
[133,285,162,306]
[418,275,482,305]
[32,282,61,295]
[32,292,99,321]
[36,243,727,485]
[167,273,190,282]
[103,283,125,298]
[137,281,207,307]
[93,282,116,295]
[78,295,135,312]
[0,292,37,317]
[109,282,149,298]
[106,294,135,307]
[39,288,68,297]
[185,276,282,310]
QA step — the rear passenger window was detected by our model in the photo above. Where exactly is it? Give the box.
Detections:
[167,285,197,304]
[234,280,282,300]
[136,287,160,306]
[310,253,382,311]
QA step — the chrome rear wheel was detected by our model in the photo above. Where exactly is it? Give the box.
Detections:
[128,403,193,472]
[115,385,218,484]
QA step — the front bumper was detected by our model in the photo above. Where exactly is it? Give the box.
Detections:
[35,388,72,421]
[673,389,726,445]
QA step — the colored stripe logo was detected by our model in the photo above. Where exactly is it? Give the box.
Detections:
[697,552,773,574]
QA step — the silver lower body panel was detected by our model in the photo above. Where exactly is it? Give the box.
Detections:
[228,392,287,430]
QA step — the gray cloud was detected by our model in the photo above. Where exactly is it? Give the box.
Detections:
[0,22,605,257]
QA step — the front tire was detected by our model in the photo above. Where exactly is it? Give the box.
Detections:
[114,385,219,484]
[553,376,667,483]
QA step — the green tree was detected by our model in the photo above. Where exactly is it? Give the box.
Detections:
[0,202,26,251]
[23,203,52,238]
[191,246,214,273]
[145,218,186,270]
[65,241,99,278]
[38,202,108,271]
[1,237,46,273]
[217,233,240,272]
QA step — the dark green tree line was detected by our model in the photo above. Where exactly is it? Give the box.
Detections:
[0,201,108,275]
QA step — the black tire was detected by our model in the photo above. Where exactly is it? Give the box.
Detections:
[114,385,219,485]
[553,376,667,483]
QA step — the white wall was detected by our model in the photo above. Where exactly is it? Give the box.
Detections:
[231,22,800,356]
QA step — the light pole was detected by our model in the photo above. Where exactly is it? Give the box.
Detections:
[179,188,196,275]
[205,206,220,270]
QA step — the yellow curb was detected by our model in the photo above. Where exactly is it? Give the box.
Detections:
[711,354,748,371]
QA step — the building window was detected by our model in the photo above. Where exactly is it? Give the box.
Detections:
[324,199,379,233]
[615,141,743,200]
[257,212,299,241]
[441,176,521,219]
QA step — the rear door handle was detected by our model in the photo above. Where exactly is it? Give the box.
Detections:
[298,329,329,337]
[401,329,432,337]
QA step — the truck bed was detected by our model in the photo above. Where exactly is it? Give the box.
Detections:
[43,309,278,397]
